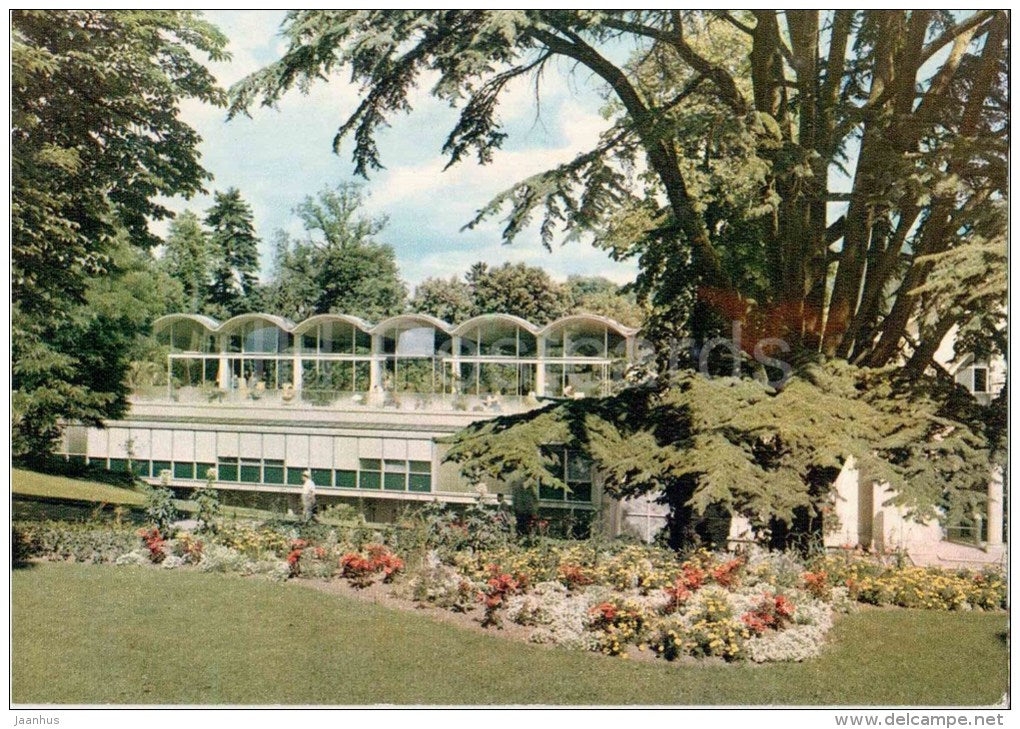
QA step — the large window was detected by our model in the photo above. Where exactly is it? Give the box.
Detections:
[225,320,292,354]
[379,320,451,394]
[299,320,372,355]
[539,448,593,503]
[454,318,539,396]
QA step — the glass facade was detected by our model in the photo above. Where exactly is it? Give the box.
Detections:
[149,311,637,404]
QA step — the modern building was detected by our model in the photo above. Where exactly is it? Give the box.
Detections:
[56,310,1005,561]
[58,311,642,525]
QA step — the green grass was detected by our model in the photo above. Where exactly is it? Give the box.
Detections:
[12,468,388,528]
[13,468,146,506]
[13,563,1008,706]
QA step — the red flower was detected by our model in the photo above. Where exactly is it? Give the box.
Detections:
[742,592,796,635]
[559,563,595,589]
[680,563,706,591]
[591,602,618,621]
[137,527,166,563]
[802,571,829,599]
[710,558,744,588]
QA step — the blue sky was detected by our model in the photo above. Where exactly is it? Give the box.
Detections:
[164,10,640,288]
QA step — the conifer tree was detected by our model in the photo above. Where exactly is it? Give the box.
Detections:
[205,187,260,317]
[161,210,211,314]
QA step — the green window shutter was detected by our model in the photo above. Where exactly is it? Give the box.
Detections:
[384,473,406,491]
[359,471,381,490]
[263,460,284,485]
[151,460,172,478]
[311,468,332,487]
[287,468,305,486]
[335,470,357,489]
[132,460,151,478]
[217,458,238,482]
[409,460,431,474]
[174,462,195,480]
[408,474,431,493]
[196,463,216,482]
[359,458,381,471]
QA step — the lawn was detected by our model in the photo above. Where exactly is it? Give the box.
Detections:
[12,468,388,527]
[12,468,147,506]
[12,563,1008,705]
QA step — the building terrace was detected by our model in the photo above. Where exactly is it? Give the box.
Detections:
[143,311,644,413]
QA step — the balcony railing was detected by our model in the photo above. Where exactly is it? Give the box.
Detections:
[130,385,555,415]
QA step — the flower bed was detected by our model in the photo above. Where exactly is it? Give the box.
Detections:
[806,552,1006,611]
[15,515,1006,665]
[462,547,844,662]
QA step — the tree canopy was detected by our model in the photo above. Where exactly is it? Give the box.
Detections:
[161,210,212,314]
[204,187,261,318]
[443,361,991,549]
[12,9,227,459]
[231,10,1007,370]
[411,276,476,323]
[264,184,407,321]
[467,262,570,324]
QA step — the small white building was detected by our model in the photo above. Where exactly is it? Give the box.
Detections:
[817,329,1006,566]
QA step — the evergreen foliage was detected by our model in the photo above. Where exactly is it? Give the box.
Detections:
[204,188,261,318]
[232,10,1005,540]
[161,210,212,314]
[230,10,1007,368]
[443,362,992,548]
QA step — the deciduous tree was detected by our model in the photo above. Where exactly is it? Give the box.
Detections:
[265,184,407,321]
[12,9,226,459]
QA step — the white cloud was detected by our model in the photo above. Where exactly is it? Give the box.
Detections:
[160,11,639,289]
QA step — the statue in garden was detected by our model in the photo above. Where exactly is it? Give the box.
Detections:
[300,469,316,522]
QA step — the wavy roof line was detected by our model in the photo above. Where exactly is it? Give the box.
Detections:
[153,311,640,338]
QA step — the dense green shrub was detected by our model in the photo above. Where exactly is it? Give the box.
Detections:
[144,485,178,535]
[13,521,136,563]
[193,484,221,533]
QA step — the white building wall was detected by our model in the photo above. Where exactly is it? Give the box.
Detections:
[285,434,309,466]
[309,435,333,468]
[824,457,861,548]
[195,431,217,463]
[87,428,107,460]
[173,430,195,462]
[131,428,152,462]
[334,437,359,469]
[107,427,133,459]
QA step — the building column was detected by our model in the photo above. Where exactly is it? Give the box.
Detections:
[987,466,1004,547]
[214,334,228,389]
[370,334,382,393]
[450,336,461,395]
[535,335,546,396]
